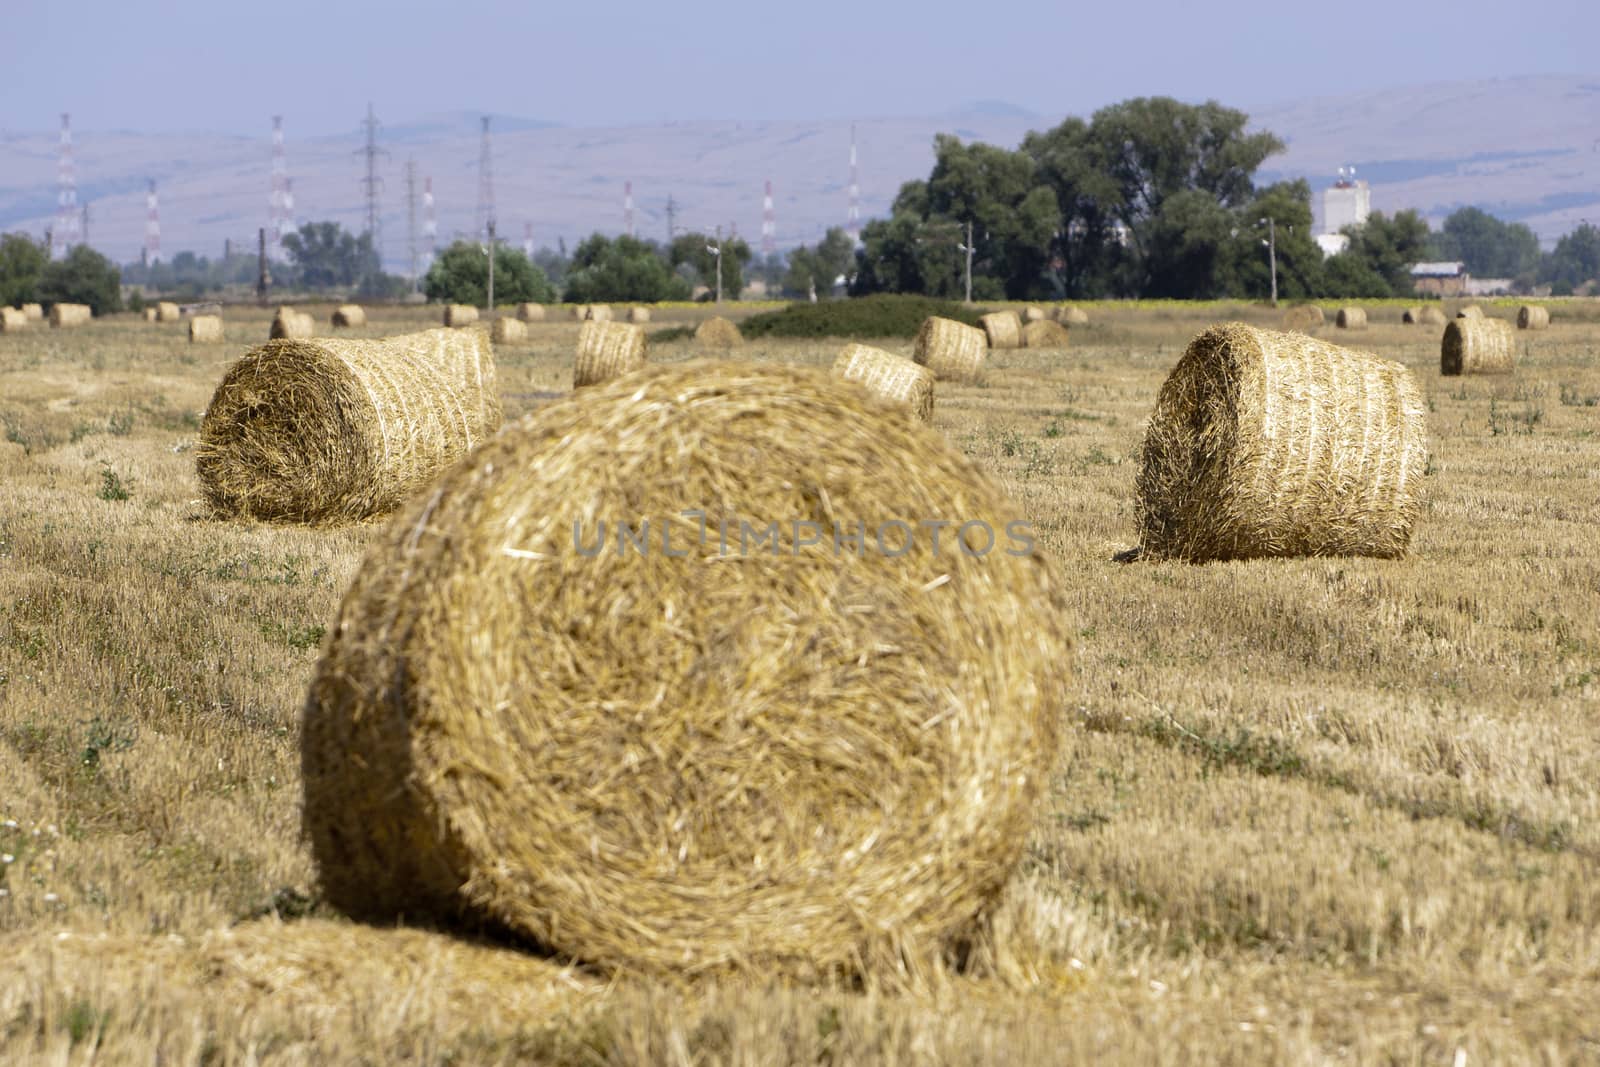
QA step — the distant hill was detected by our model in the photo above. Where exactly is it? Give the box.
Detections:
[1,76,1595,272]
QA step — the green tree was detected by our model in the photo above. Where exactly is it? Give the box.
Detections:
[1334,210,1432,296]
[669,232,752,300]
[281,222,379,290]
[1228,180,1325,300]
[1431,207,1541,280]
[1542,223,1600,294]
[783,227,857,297]
[39,245,122,315]
[423,240,556,306]
[562,234,690,303]
[0,232,48,307]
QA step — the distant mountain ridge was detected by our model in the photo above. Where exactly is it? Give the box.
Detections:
[1,76,1594,272]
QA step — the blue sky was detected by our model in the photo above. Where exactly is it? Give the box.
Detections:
[2,0,1596,134]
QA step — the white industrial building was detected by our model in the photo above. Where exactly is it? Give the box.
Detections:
[1316,167,1371,253]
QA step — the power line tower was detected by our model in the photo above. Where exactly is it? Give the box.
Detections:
[761,179,776,256]
[623,181,635,238]
[358,103,388,264]
[144,180,161,265]
[422,176,437,272]
[55,113,80,258]
[269,116,291,257]
[475,116,496,242]
[665,194,677,241]
[404,159,419,293]
[846,123,861,245]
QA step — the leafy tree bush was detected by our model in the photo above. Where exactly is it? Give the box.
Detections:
[0,232,48,307]
[282,222,380,291]
[669,233,752,300]
[1542,223,1600,293]
[562,234,691,303]
[739,293,985,339]
[39,245,122,315]
[1429,207,1541,279]
[423,240,557,306]
[783,228,857,298]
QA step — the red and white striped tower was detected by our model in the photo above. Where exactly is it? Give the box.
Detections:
[523,221,534,258]
[761,179,776,256]
[144,179,161,265]
[623,181,635,238]
[269,116,290,256]
[55,113,81,257]
[422,176,437,269]
[846,124,861,244]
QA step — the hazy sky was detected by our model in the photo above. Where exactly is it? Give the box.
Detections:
[4,0,1596,134]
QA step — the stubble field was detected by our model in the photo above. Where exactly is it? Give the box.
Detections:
[1,301,1597,1064]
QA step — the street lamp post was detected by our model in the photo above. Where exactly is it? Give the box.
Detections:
[707,226,724,305]
[1260,216,1278,307]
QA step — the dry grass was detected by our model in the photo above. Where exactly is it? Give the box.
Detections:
[1,303,1598,1063]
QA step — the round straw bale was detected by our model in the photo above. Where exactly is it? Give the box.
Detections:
[0,307,27,332]
[1056,306,1089,326]
[444,304,479,327]
[156,301,182,323]
[21,302,43,321]
[491,316,527,344]
[574,320,648,388]
[142,306,159,322]
[627,306,651,324]
[831,342,935,421]
[49,303,92,327]
[196,327,501,524]
[913,316,987,384]
[979,310,1022,349]
[1021,306,1046,323]
[585,304,614,323]
[270,309,315,340]
[1404,306,1446,325]
[570,304,590,321]
[1516,305,1549,330]
[1456,305,1484,320]
[332,304,367,328]
[1401,307,1422,324]
[694,315,744,348]
[1021,319,1071,349]
[1441,317,1516,376]
[301,360,1072,977]
[1335,306,1367,330]
[1136,323,1427,562]
[515,302,547,323]
[188,314,224,343]
[1419,306,1447,325]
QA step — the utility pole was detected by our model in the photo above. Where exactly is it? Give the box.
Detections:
[256,227,270,306]
[1260,216,1278,307]
[958,220,975,304]
[664,194,677,241]
[623,181,635,238]
[475,116,496,243]
[404,159,419,294]
[709,225,723,305]
[485,220,496,314]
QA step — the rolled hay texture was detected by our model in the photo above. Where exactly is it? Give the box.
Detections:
[156,301,182,323]
[1456,305,1484,320]
[1021,319,1071,349]
[1136,323,1427,562]
[1056,306,1089,326]
[491,317,527,343]
[1517,305,1550,330]
[694,315,744,348]
[142,307,159,322]
[444,304,480,327]
[196,327,501,524]
[830,342,935,421]
[585,304,614,323]
[1335,306,1367,330]
[1021,306,1046,323]
[0,307,27,332]
[1401,307,1422,324]
[979,310,1022,349]
[332,304,367,328]
[570,305,591,321]
[270,309,315,340]
[574,320,648,388]
[21,302,43,321]
[1441,317,1517,376]
[49,303,91,327]
[627,306,651,324]
[188,314,224,343]
[1403,306,1446,326]
[913,316,987,384]
[301,360,1072,977]
[515,302,547,323]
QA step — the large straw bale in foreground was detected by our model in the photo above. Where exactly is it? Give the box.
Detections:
[303,360,1072,976]
[1516,305,1550,330]
[188,314,224,343]
[515,302,547,323]
[21,302,43,321]
[1021,319,1071,349]
[270,309,314,340]
[156,301,182,323]
[913,316,986,383]
[444,304,479,327]
[49,303,92,327]
[332,304,366,328]
[1335,306,1367,329]
[1441,317,1516,375]
[979,310,1021,349]
[1136,323,1427,562]
[831,343,935,420]
[0,307,27,332]
[694,315,743,348]
[197,327,500,524]
[491,317,527,343]
[574,320,647,387]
